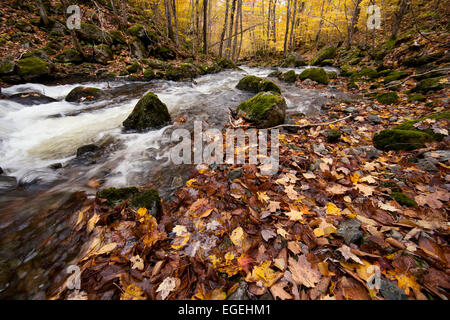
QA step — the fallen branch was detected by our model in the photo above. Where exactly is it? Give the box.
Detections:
[268,114,352,130]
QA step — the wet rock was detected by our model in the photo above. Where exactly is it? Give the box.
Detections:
[337,219,363,244]
[76,144,100,157]
[236,75,281,94]
[281,53,307,67]
[0,176,18,192]
[302,79,315,85]
[380,279,408,300]
[76,23,112,44]
[122,92,171,132]
[228,168,244,181]
[236,92,286,128]
[130,37,148,59]
[9,92,57,105]
[268,70,282,78]
[94,44,113,65]
[368,114,382,124]
[49,163,62,170]
[166,63,201,81]
[227,281,249,300]
[55,49,84,64]
[131,189,162,220]
[280,70,297,83]
[412,77,448,93]
[66,86,106,103]
[0,167,3,175]
[299,68,328,85]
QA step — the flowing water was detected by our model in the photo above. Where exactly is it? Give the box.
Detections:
[0,66,344,299]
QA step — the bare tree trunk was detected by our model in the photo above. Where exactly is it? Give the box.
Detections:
[195,0,200,51]
[271,0,277,42]
[37,0,49,26]
[203,0,208,54]
[226,0,237,58]
[219,0,230,57]
[238,1,243,60]
[391,0,410,40]
[171,0,179,46]
[164,0,174,41]
[315,0,326,47]
[267,0,272,43]
[283,0,292,56]
[232,0,242,61]
[346,0,363,49]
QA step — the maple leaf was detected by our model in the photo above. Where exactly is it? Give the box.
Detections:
[355,183,375,196]
[326,202,341,215]
[130,255,144,271]
[288,255,321,288]
[337,245,363,264]
[270,281,293,300]
[230,226,245,247]
[284,208,304,222]
[237,253,254,273]
[121,283,145,300]
[326,183,350,195]
[268,201,281,212]
[284,185,299,200]
[247,260,283,287]
[257,191,270,203]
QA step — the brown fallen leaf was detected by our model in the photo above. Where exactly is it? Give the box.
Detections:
[288,255,321,288]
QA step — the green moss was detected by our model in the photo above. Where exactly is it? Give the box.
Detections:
[109,30,126,44]
[131,189,161,215]
[310,46,336,65]
[381,181,402,193]
[56,49,84,64]
[127,24,145,37]
[404,52,444,67]
[412,77,447,93]
[299,68,328,84]
[0,60,15,75]
[65,86,104,102]
[373,129,434,151]
[378,69,393,77]
[143,68,155,80]
[384,71,408,84]
[236,75,262,92]
[127,62,141,74]
[326,129,341,143]
[327,71,338,79]
[122,92,171,131]
[358,67,379,79]
[347,81,358,89]
[407,94,426,103]
[395,111,450,140]
[281,70,297,83]
[340,66,356,77]
[268,70,282,78]
[377,92,399,105]
[17,57,50,78]
[258,80,281,94]
[390,192,417,207]
[98,187,139,206]
[236,92,286,127]
[281,54,307,67]
[166,63,200,81]
[319,59,334,66]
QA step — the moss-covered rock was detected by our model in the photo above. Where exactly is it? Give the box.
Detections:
[258,80,281,94]
[378,69,393,77]
[97,187,140,206]
[319,59,334,66]
[383,71,408,84]
[407,94,426,103]
[327,71,338,79]
[17,56,52,81]
[94,44,113,65]
[412,77,447,93]
[310,46,336,65]
[395,110,450,140]
[340,65,356,77]
[0,60,16,75]
[347,81,359,90]
[147,58,170,70]
[151,45,176,60]
[131,189,162,219]
[390,192,417,207]
[123,92,171,132]
[166,63,200,81]
[66,86,106,103]
[236,92,286,128]
[127,61,141,74]
[216,57,236,69]
[109,30,126,44]
[281,53,307,67]
[236,75,262,92]
[377,92,399,105]
[143,68,155,80]
[129,37,148,59]
[268,70,282,78]
[76,23,112,44]
[299,68,328,84]
[56,49,84,64]
[326,129,342,143]
[358,67,379,79]
[372,129,434,151]
[281,70,297,83]
[403,52,444,67]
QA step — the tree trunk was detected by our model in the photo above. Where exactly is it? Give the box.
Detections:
[219,0,230,57]
[37,0,49,26]
[271,0,277,42]
[391,0,410,40]
[171,0,179,46]
[226,0,237,58]
[346,0,363,49]
[283,0,292,56]
[232,0,242,61]
[164,0,174,41]
[203,0,208,54]
[267,0,272,43]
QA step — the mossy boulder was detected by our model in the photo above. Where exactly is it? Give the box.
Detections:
[403,52,444,67]
[98,187,139,206]
[258,80,281,94]
[384,71,408,84]
[390,192,417,207]
[299,68,328,85]
[373,129,434,151]
[281,53,307,67]
[151,45,176,60]
[127,24,146,38]
[412,77,447,93]
[395,110,450,140]
[407,94,426,103]
[377,92,399,105]
[108,30,126,44]
[147,58,170,70]
[143,68,156,80]
[340,66,356,77]
[17,56,52,81]
[358,67,379,79]
[166,63,200,81]
[0,60,16,75]
[268,70,283,78]
[216,57,236,69]
[281,70,297,83]
[347,81,359,90]
[66,86,106,103]
[326,129,342,143]
[94,44,113,65]
[127,62,141,74]
[76,23,112,44]
[236,75,262,92]
[319,59,334,66]
[327,71,338,79]
[310,46,336,65]
[236,92,286,128]
[122,92,171,132]
[56,49,84,64]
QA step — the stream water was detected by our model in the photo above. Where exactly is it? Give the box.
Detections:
[0,66,344,299]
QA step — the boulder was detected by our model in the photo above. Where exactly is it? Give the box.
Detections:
[9,92,57,105]
[94,44,113,65]
[412,77,447,93]
[151,45,176,60]
[216,57,236,69]
[122,92,171,132]
[76,23,112,44]
[127,62,141,74]
[130,37,148,59]
[66,86,106,103]
[108,30,126,44]
[299,68,328,85]
[280,70,297,83]
[17,56,52,82]
[236,75,261,92]
[236,92,286,128]
[0,176,18,192]
[373,129,434,151]
[55,49,84,64]
[258,80,281,94]
[310,46,336,65]
[127,24,157,46]
[376,92,398,105]
[76,144,100,157]
[383,71,408,84]
[0,60,16,76]
[166,64,200,81]
[281,53,307,67]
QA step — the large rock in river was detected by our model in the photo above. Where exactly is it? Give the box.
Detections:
[66,86,106,103]
[122,92,171,132]
[299,68,329,85]
[236,92,286,128]
[236,75,281,94]
[17,56,52,82]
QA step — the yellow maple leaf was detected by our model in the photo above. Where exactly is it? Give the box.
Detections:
[121,283,145,300]
[327,202,341,215]
[248,260,282,287]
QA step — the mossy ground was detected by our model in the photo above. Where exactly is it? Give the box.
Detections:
[373,129,434,151]
[390,192,417,207]
[377,92,399,104]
